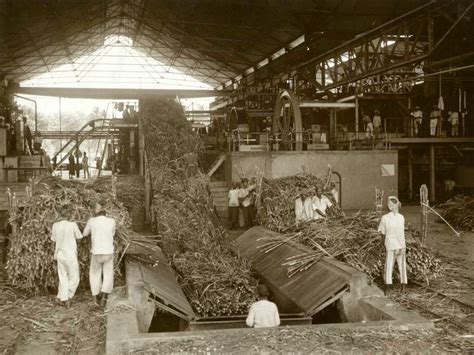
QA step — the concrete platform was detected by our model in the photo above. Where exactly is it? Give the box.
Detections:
[106,288,433,354]
[106,227,434,354]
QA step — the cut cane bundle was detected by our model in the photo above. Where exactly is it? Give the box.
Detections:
[256,177,443,285]
[140,97,257,317]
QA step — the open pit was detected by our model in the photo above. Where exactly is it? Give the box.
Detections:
[105,227,433,354]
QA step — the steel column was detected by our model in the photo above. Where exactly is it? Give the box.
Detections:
[429,144,436,202]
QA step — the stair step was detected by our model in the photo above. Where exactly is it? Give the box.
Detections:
[209,181,228,187]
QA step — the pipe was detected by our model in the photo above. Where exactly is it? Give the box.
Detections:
[13,94,37,134]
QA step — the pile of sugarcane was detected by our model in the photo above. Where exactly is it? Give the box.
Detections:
[437,195,474,231]
[6,177,132,293]
[257,174,343,230]
[140,97,257,317]
[256,176,443,285]
[89,175,145,208]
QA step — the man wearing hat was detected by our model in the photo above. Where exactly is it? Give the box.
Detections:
[378,196,407,294]
[83,201,116,306]
[295,188,313,223]
[411,106,423,136]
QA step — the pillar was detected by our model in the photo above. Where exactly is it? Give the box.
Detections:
[408,148,413,200]
[355,97,359,137]
[329,108,337,149]
[429,144,436,202]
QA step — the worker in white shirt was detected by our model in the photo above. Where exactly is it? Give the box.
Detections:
[411,106,423,136]
[378,196,407,294]
[312,187,333,220]
[246,284,280,328]
[238,178,255,228]
[295,189,314,223]
[83,201,116,306]
[372,109,382,135]
[363,114,373,139]
[51,205,83,308]
[429,105,441,136]
[447,110,459,137]
[227,183,240,230]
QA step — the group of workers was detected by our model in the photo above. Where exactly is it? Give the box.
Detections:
[227,177,258,229]
[245,194,407,329]
[0,115,39,155]
[51,201,116,308]
[362,109,383,139]
[294,186,338,222]
[411,105,461,137]
[67,149,90,179]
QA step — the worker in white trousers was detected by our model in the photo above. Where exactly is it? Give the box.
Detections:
[378,196,407,294]
[51,205,83,307]
[83,201,116,306]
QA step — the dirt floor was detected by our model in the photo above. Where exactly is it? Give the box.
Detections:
[0,243,106,355]
[0,205,473,354]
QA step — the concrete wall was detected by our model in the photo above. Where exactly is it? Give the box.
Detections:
[227,151,398,209]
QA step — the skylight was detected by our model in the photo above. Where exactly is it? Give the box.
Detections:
[21,35,212,90]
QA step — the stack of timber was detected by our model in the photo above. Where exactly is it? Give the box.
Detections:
[256,174,443,285]
[140,97,257,317]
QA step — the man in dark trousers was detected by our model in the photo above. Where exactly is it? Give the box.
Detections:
[23,116,33,155]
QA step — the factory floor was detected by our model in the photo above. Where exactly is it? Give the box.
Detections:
[0,205,472,354]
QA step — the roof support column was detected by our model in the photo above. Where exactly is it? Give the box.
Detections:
[429,144,436,202]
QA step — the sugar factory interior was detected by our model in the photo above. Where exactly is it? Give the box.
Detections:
[0,0,473,353]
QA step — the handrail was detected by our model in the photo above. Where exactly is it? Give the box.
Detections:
[51,118,125,173]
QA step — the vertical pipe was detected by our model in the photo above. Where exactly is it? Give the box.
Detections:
[408,148,413,200]
[429,144,436,202]
[59,97,62,163]
[329,108,336,149]
[355,97,359,137]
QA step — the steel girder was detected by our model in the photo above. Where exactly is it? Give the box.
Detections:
[219,0,473,105]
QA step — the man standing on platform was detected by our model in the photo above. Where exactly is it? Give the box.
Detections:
[83,201,116,307]
[372,109,382,136]
[227,183,240,230]
[448,110,459,137]
[429,105,441,136]
[23,116,33,155]
[238,178,255,229]
[75,147,81,178]
[82,152,90,179]
[411,106,423,137]
[378,196,407,294]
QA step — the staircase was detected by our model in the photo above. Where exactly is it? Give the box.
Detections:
[209,181,228,219]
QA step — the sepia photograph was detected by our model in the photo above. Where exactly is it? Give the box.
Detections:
[0,0,473,353]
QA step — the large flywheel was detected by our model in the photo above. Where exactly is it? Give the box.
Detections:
[272,89,303,151]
